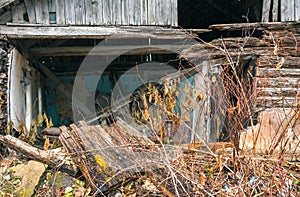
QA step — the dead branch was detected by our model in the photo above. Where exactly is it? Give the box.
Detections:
[0,135,76,176]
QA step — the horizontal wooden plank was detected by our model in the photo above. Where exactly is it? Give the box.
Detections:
[0,0,15,9]
[256,96,299,108]
[209,21,300,31]
[257,67,300,78]
[256,77,300,88]
[258,56,300,68]
[257,87,300,97]
[29,44,190,56]
[0,25,192,39]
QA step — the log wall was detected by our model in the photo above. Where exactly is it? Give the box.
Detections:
[0,0,178,26]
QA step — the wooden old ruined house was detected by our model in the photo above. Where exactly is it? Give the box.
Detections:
[0,0,300,193]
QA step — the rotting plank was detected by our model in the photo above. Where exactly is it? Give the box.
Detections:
[256,96,298,108]
[257,87,300,97]
[56,0,65,24]
[257,67,300,78]
[24,0,36,23]
[262,0,271,22]
[64,0,75,25]
[0,25,191,39]
[59,122,141,192]
[257,77,300,89]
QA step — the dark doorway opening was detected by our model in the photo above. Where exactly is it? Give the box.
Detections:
[178,0,263,29]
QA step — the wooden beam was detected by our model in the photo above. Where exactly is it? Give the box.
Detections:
[209,21,300,31]
[0,25,205,39]
[0,0,15,9]
[29,45,189,56]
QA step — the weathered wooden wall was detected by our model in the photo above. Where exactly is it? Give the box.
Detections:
[262,0,300,22]
[0,0,178,26]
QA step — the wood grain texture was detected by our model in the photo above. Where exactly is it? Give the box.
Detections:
[85,0,93,25]
[4,0,178,26]
[272,0,279,22]
[172,0,178,26]
[11,3,26,23]
[56,0,65,24]
[296,0,300,21]
[64,0,75,24]
[261,0,271,22]
[0,10,12,24]
[280,0,288,21]
[148,0,156,25]
[74,0,85,25]
[24,0,36,23]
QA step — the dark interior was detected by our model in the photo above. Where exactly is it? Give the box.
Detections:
[178,0,263,29]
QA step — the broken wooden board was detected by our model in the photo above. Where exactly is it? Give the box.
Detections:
[59,120,182,193]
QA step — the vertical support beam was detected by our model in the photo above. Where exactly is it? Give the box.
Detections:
[38,73,43,114]
[25,79,32,132]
